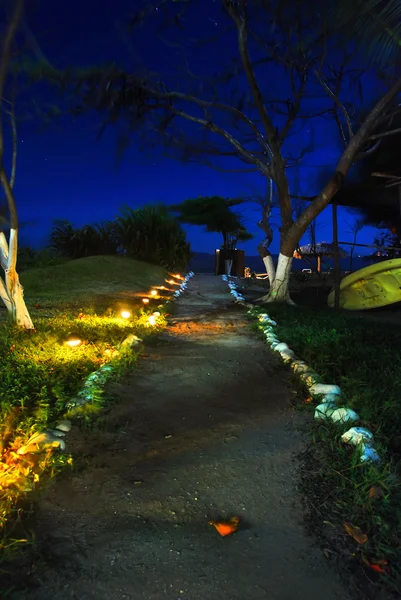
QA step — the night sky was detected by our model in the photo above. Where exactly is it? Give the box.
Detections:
[10,0,379,256]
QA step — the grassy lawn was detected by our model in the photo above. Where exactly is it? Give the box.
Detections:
[19,254,169,311]
[0,255,172,559]
[253,303,401,595]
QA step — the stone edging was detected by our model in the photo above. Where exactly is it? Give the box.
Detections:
[221,275,380,464]
[17,272,195,456]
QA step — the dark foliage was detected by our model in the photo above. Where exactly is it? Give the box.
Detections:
[49,206,191,271]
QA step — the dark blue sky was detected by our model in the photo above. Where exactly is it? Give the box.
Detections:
[10,0,380,256]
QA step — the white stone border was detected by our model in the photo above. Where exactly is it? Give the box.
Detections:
[222,275,380,464]
[17,272,195,456]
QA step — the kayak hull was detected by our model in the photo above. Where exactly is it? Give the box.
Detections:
[327,259,401,310]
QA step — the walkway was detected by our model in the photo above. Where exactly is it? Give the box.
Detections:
[17,275,347,600]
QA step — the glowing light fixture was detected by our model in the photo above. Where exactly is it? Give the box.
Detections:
[148,315,156,326]
[142,298,150,304]
[121,310,131,319]
[150,290,157,296]
[65,333,82,347]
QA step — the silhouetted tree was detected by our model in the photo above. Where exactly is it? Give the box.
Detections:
[171,196,252,250]
[36,1,401,302]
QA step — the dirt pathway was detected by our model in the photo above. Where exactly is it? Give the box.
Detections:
[16,275,347,600]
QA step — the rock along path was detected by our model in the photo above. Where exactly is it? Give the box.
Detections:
[17,275,348,600]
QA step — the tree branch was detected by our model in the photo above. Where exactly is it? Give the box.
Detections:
[279,67,307,143]
[223,0,278,157]
[315,69,353,143]
[287,74,401,247]
[157,88,269,152]
[169,107,269,172]
[3,98,17,190]
[0,0,23,229]
[368,126,401,141]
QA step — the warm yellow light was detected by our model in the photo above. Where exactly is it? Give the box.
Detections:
[142,298,150,304]
[150,290,157,296]
[65,334,82,347]
[153,311,161,317]
[148,315,156,326]
[121,310,131,319]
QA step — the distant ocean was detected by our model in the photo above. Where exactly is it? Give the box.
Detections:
[189,252,376,274]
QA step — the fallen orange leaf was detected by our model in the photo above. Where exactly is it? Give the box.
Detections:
[209,516,240,537]
[362,554,389,574]
[344,522,368,544]
[369,486,383,499]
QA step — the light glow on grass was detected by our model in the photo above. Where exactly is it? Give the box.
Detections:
[0,256,172,556]
[121,310,131,319]
[65,334,82,347]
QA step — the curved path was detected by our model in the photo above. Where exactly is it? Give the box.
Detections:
[17,275,347,600]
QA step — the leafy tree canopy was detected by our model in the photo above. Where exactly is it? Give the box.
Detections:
[170,196,252,249]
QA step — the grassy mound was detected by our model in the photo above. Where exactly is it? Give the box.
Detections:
[20,255,168,311]
[0,256,172,552]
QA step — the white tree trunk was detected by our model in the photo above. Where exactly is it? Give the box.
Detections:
[225,259,233,275]
[260,253,295,304]
[262,255,276,284]
[0,229,34,329]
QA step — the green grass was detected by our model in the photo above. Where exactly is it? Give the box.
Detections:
[251,304,401,595]
[19,255,168,310]
[0,256,173,560]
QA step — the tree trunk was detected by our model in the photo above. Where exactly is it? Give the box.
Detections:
[225,259,233,275]
[265,253,294,303]
[258,252,295,304]
[349,245,354,272]
[0,229,34,329]
[5,268,33,328]
[332,202,341,310]
[262,254,276,283]
[257,176,275,281]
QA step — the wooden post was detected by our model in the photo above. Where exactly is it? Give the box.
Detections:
[332,202,341,309]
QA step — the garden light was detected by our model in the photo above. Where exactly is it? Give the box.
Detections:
[121,310,131,319]
[142,298,150,304]
[148,315,157,326]
[65,333,82,347]
[150,290,157,296]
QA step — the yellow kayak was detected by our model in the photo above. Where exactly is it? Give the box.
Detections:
[327,259,401,310]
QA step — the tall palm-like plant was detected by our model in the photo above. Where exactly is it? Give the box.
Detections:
[334,0,401,63]
[113,205,191,270]
[50,220,118,259]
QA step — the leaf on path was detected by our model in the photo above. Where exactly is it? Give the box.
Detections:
[209,516,240,537]
[344,522,368,544]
